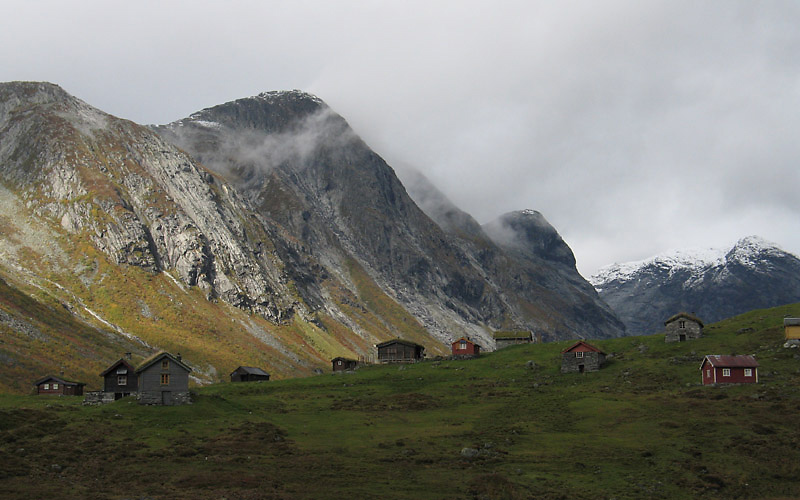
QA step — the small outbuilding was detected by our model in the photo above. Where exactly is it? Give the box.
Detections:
[784,318,800,340]
[664,312,704,343]
[451,337,481,357]
[135,351,192,405]
[561,340,606,374]
[34,375,85,396]
[230,366,271,382]
[376,339,425,363]
[493,330,533,350]
[100,357,138,399]
[331,357,360,372]
[700,355,759,385]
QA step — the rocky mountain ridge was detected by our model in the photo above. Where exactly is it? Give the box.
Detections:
[590,236,800,334]
[0,81,624,390]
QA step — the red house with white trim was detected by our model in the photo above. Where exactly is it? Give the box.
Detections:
[700,355,759,385]
[451,337,481,357]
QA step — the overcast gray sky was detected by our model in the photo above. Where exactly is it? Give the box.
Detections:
[2,0,799,277]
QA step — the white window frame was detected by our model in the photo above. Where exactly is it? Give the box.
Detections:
[44,383,50,390]
[118,375,127,386]
[575,351,584,358]
[53,383,59,390]
[744,368,752,377]
[722,368,731,377]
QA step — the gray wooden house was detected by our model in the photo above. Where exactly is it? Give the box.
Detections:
[561,340,606,373]
[135,351,192,405]
[230,366,271,382]
[493,330,534,350]
[376,339,425,363]
[664,312,704,343]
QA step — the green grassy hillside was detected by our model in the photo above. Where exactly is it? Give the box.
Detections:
[1,303,799,499]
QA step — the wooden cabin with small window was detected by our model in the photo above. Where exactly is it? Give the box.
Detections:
[135,351,192,405]
[376,339,425,363]
[561,340,606,373]
[451,337,481,357]
[230,366,271,382]
[100,357,138,399]
[700,355,758,385]
[34,375,85,396]
[664,312,703,343]
[331,357,360,372]
[785,318,800,340]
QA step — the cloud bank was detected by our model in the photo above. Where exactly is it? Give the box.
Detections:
[2,0,798,276]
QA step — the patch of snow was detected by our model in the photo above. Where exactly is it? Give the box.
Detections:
[163,271,187,292]
[83,307,151,347]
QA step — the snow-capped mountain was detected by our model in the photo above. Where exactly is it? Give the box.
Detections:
[590,236,800,335]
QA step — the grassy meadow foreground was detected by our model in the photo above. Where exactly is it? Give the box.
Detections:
[2,304,800,499]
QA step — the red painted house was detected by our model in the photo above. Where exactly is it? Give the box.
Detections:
[451,337,481,357]
[700,355,759,385]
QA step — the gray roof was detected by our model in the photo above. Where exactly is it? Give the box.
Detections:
[784,318,800,327]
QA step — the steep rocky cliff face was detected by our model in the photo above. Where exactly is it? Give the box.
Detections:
[159,98,625,343]
[590,236,800,334]
[0,82,294,321]
[0,82,626,391]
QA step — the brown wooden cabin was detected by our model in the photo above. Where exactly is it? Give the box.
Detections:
[100,358,138,399]
[34,375,85,396]
[700,355,759,385]
[135,351,192,405]
[332,357,360,372]
[376,339,425,363]
[785,318,800,340]
[561,340,606,374]
[230,366,271,382]
[664,312,704,342]
[451,337,481,357]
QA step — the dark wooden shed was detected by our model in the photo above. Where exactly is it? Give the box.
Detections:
[376,339,425,363]
[561,340,606,374]
[230,366,271,382]
[34,375,85,396]
[135,351,192,405]
[700,355,759,385]
[451,337,481,357]
[100,358,138,399]
[331,357,360,372]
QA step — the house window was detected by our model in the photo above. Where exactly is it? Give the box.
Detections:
[460,341,467,349]
[161,360,169,370]
[44,383,50,390]
[53,383,59,390]
[116,368,127,374]
[679,320,686,329]
[337,360,342,365]
[722,368,731,377]
[160,373,170,385]
[118,375,127,386]
[744,369,752,377]
[575,351,584,358]
[706,369,711,377]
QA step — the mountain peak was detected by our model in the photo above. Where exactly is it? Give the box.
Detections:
[591,235,800,334]
[483,210,576,267]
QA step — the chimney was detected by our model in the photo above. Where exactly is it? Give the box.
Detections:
[176,353,182,362]
[60,366,65,377]
[125,352,132,360]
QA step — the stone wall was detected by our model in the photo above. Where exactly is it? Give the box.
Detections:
[83,391,116,405]
[137,390,192,406]
[561,351,605,373]
[665,319,702,343]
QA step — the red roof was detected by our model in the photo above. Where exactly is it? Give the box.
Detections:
[561,340,605,354]
[701,355,759,368]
